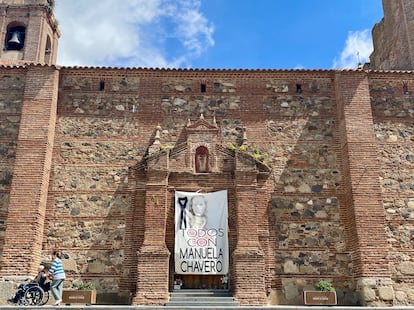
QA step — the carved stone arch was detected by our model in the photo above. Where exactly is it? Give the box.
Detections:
[190,141,209,152]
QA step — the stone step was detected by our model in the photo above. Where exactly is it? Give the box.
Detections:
[171,289,232,297]
[166,301,240,307]
[165,300,240,306]
[165,289,239,307]
[169,296,235,301]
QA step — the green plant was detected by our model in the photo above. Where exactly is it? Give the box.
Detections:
[160,144,173,151]
[316,280,335,292]
[254,152,266,162]
[239,145,247,151]
[228,142,236,150]
[72,281,96,290]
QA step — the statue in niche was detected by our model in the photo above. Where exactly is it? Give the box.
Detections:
[195,146,209,173]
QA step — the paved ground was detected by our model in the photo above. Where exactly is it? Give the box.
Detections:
[2,306,414,310]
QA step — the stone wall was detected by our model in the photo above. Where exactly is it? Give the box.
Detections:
[47,68,355,304]
[0,70,24,259]
[46,71,141,300]
[371,72,414,306]
[262,75,354,305]
[0,66,413,306]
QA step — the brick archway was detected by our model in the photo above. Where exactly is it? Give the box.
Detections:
[132,143,272,306]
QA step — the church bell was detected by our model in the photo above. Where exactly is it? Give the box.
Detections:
[6,30,24,50]
[8,31,21,45]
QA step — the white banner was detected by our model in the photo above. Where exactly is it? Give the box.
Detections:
[175,190,228,275]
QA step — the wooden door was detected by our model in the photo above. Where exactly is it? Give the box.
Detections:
[179,275,225,289]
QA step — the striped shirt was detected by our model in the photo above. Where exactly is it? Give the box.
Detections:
[49,258,66,280]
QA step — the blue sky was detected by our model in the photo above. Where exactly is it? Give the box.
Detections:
[55,0,383,70]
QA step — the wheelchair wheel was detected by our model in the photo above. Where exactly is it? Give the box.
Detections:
[40,290,50,305]
[17,296,28,306]
[24,286,44,306]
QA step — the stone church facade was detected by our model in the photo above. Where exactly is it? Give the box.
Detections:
[0,0,413,306]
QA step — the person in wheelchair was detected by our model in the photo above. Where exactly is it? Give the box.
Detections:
[8,264,50,304]
[33,264,50,292]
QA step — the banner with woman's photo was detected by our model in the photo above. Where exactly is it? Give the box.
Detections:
[174,190,228,275]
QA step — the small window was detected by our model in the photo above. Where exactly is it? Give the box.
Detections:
[43,35,52,64]
[296,84,302,94]
[45,36,52,54]
[201,83,206,93]
[403,82,409,95]
[99,80,105,91]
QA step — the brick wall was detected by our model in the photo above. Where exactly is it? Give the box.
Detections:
[1,65,58,276]
[0,66,413,306]
[0,68,25,260]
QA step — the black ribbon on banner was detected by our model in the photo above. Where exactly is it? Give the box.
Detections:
[178,197,188,230]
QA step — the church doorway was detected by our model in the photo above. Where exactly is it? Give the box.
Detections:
[176,274,228,290]
[172,190,230,292]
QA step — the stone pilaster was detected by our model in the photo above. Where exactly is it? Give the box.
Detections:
[232,152,267,305]
[133,152,170,305]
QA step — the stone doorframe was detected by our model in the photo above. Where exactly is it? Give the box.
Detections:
[132,117,272,306]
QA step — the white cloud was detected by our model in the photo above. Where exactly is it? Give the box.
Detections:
[54,0,214,68]
[294,64,305,70]
[174,6,215,56]
[332,29,373,69]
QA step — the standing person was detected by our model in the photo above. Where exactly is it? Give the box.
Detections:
[47,251,66,306]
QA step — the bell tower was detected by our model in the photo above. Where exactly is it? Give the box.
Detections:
[0,0,59,65]
[370,0,414,70]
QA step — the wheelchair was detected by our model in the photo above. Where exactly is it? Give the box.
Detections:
[9,281,50,306]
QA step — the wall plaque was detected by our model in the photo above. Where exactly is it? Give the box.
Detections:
[303,291,337,305]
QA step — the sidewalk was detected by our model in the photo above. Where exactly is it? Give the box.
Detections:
[2,306,414,310]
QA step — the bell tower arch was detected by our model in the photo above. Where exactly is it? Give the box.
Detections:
[0,0,60,65]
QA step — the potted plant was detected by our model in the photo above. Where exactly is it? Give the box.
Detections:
[303,280,337,305]
[62,280,97,305]
[316,280,335,292]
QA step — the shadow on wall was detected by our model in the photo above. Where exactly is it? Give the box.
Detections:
[43,79,149,304]
[263,79,357,305]
[0,74,25,260]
